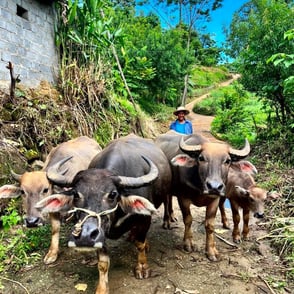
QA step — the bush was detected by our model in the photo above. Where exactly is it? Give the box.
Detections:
[194,82,267,146]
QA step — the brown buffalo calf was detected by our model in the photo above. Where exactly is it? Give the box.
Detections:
[219,167,280,243]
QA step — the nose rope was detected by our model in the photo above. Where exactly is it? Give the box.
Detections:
[68,204,119,237]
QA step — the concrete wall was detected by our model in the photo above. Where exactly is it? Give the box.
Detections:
[0,0,58,88]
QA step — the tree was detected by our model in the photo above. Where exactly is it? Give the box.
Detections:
[139,1,224,105]
[267,29,294,97]
[226,0,294,127]
[166,0,224,104]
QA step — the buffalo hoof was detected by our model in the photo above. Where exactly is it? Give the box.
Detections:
[162,221,171,230]
[44,251,58,264]
[183,243,196,253]
[96,284,109,294]
[206,250,220,262]
[134,264,150,279]
[207,254,219,262]
[233,238,241,244]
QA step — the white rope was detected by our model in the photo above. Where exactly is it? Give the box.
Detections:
[68,204,119,237]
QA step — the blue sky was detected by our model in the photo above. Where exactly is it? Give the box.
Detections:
[136,0,248,46]
[205,0,248,46]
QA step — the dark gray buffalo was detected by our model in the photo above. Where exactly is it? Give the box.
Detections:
[35,134,172,294]
[155,130,251,261]
[0,136,102,264]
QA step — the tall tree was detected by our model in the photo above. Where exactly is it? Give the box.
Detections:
[156,0,224,104]
[226,0,294,127]
[138,1,223,104]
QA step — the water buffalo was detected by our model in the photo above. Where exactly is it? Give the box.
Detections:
[219,162,280,243]
[35,134,172,294]
[0,136,102,264]
[155,130,251,261]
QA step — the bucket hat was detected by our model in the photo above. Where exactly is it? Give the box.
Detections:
[173,106,189,116]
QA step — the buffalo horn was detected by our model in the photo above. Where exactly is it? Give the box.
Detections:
[229,139,250,161]
[179,137,202,156]
[116,156,159,188]
[10,170,22,181]
[46,156,73,185]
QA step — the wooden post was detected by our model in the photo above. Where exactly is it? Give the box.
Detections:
[6,62,20,103]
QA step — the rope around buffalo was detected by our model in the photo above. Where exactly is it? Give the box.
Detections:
[67,204,119,237]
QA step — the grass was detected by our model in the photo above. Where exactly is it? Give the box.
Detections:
[190,65,231,89]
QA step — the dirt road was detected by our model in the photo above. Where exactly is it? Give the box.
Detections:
[185,74,240,142]
[3,76,291,294]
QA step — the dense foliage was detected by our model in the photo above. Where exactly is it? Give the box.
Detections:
[226,0,294,156]
[193,82,268,146]
[56,0,222,112]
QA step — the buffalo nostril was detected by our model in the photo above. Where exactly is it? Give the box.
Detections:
[90,228,99,240]
[25,217,40,228]
[207,181,224,193]
[254,212,264,219]
[217,183,224,192]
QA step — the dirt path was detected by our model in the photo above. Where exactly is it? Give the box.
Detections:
[3,76,291,294]
[185,74,240,142]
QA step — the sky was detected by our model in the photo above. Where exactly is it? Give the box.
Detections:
[136,0,248,46]
[204,0,248,46]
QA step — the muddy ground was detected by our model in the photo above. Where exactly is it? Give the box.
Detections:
[3,199,291,294]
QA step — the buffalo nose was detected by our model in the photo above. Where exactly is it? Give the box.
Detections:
[72,222,105,247]
[206,180,224,195]
[254,212,264,219]
[24,217,41,228]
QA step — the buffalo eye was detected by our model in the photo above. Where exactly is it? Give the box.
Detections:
[224,157,231,165]
[43,188,49,194]
[198,154,205,162]
[109,190,118,200]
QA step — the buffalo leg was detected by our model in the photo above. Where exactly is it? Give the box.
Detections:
[205,198,220,261]
[134,239,150,279]
[218,197,230,229]
[163,194,177,229]
[168,195,177,223]
[177,197,194,252]
[231,201,241,243]
[44,212,60,264]
[133,215,151,279]
[96,249,110,294]
[242,208,250,241]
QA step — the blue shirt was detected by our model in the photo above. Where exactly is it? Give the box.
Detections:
[169,120,193,134]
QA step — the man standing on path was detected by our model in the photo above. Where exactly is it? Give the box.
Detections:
[169,106,193,134]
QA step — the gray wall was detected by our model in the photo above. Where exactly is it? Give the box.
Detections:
[0,0,58,88]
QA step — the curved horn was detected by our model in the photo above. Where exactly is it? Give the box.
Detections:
[179,137,202,157]
[229,139,250,161]
[46,156,73,185]
[10,170,22,182]
[115,156,159,188]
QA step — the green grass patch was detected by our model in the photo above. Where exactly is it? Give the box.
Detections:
[193,82,268,146]
[190,66,231,89]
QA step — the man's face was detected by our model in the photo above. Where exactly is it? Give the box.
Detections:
[177,111,186,121]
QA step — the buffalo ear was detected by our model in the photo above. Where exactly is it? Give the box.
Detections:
[35,194,74,214]
[171,154,196,167]
[231,160,258,175]
[267,191,281,200]
[119,195,156,215]
[0,185,22,199]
